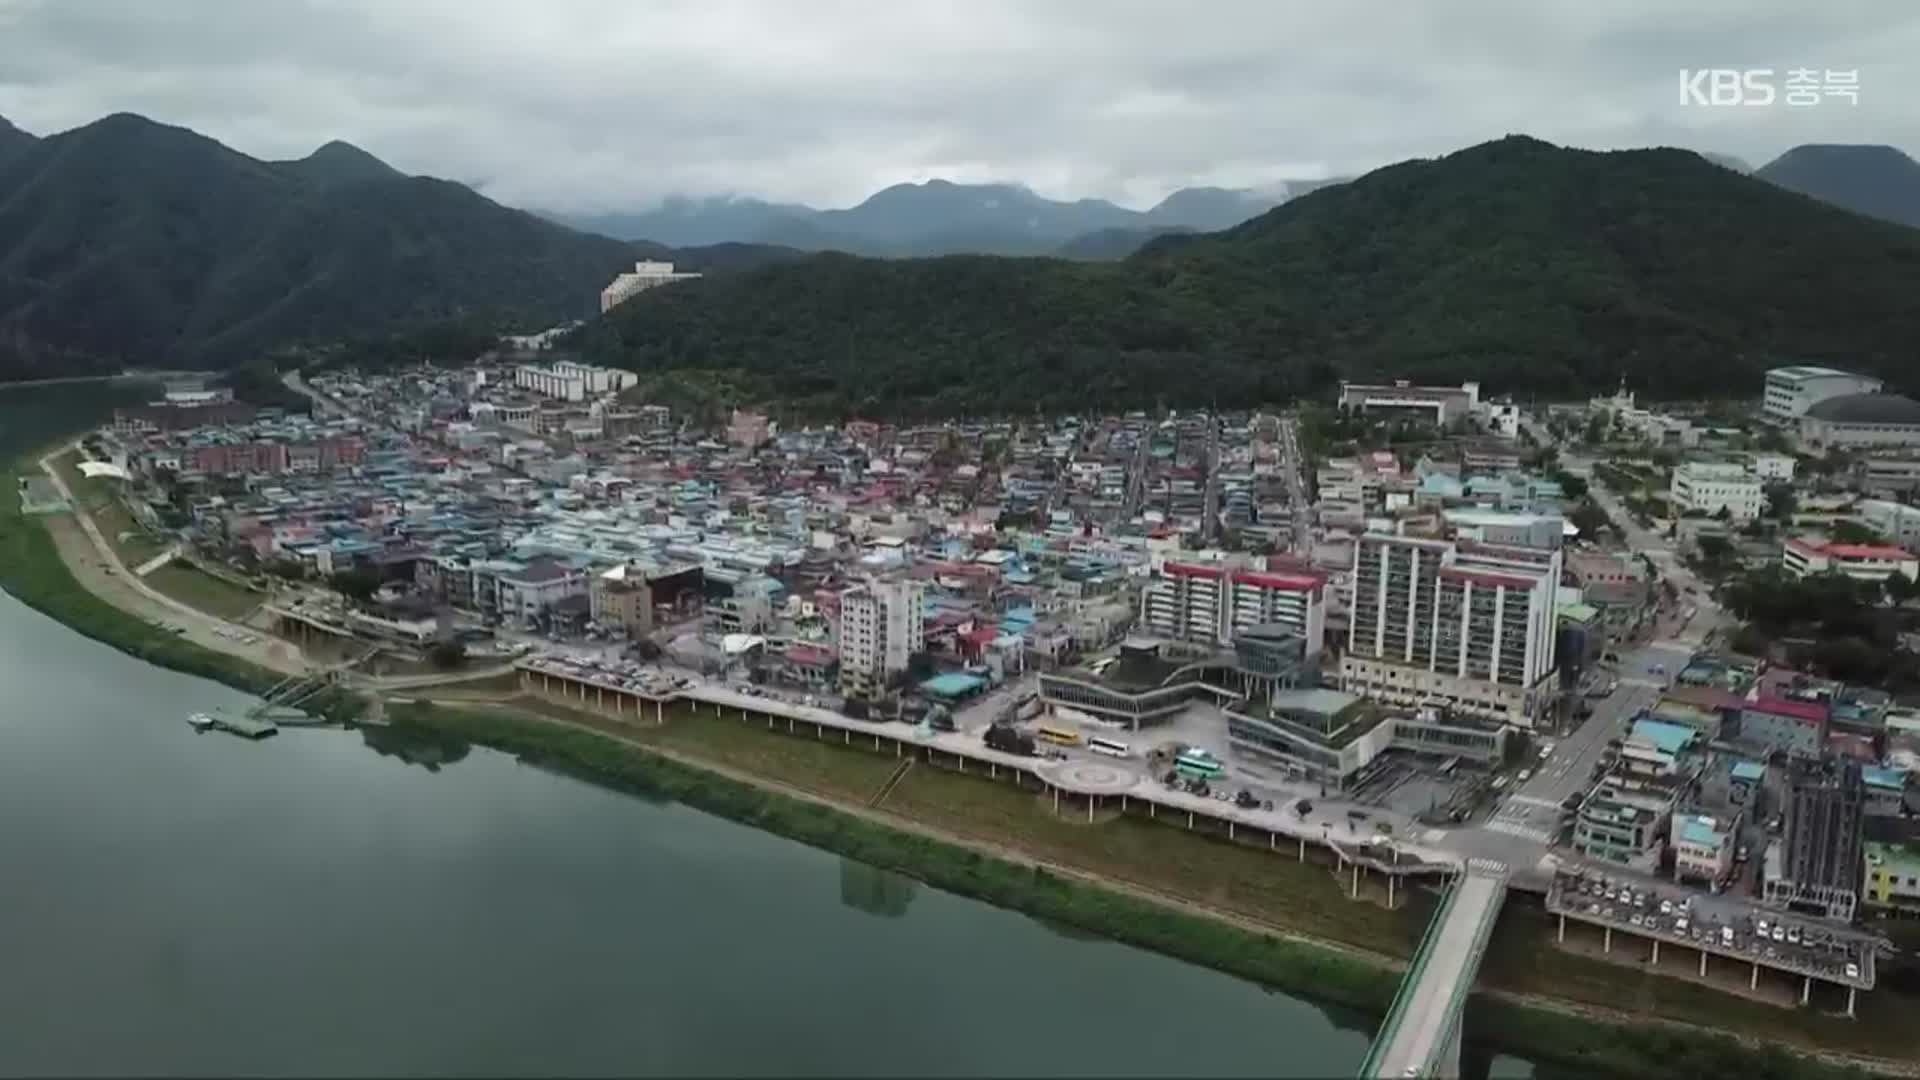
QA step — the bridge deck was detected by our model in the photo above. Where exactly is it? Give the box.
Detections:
[1362,865,1507,1078]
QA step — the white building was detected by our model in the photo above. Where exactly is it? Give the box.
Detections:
[1798,393,1920,451]
[1337,380,1479,424]
[1341,529,1562,729]
[1782,538,1919,583]
[1763,365,1883,424]
[1746,452,1796,483]
[837,579,926,698]
[1139,562,1327,659]
[1857,499,1920,553]
[514,361,637,402]
[1669,462,1763,521]
[1672,813,1737,885]
[600,260,703,313]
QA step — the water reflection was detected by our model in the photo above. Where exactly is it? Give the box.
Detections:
[359,722,472,773]
[839,858,920,919]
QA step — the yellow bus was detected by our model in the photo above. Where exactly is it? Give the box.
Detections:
[1036,725,1082,747]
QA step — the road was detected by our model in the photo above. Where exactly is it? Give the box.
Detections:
[1277,412,1311,555]
[1526,411,1732,650]
[37,443,311,677]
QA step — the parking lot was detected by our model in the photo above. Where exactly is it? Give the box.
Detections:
[1549,867,1875,993]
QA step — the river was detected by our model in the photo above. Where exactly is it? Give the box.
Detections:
[0,386,1544,1077]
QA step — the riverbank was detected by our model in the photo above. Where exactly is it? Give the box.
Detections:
[0,448,1903,1078]
[390,697,1880,1080]
[0,458,356,721]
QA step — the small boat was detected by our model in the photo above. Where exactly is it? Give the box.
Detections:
[187,712,217,732]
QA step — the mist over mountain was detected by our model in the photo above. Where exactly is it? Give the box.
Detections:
[548,177,1339,257]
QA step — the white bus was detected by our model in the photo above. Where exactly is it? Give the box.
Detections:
[1086,736,1132,759]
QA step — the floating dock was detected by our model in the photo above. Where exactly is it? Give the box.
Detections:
[187,712,279,739]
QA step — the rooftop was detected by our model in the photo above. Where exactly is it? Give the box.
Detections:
[1769,365,1867,382]
[1748,696,1829,725]
[1630,717,1699,756]
[1805,392,1920,426]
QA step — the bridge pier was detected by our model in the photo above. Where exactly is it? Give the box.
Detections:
[1801,976,1810,1006]
[1699,951,1708,977]
[1751,962,1759,991]
[1651,938,1660,966]
[1557,913,1565,943]
[1848,987,1856,1018]
[1603,926,1612,954]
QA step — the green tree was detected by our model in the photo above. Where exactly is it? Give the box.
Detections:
[329,567,383,605]
[1832,520,1883,545]
[1764,482,1796,521]
[1583,413,1610,445]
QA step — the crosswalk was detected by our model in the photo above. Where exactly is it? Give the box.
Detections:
[1483,818,1557,843]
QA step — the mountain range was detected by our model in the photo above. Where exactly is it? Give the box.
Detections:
[0,113,793,380]
[570,136,1920,417]
[1753,144,1920,230]
[7,108,1920,412]
[547,179,1342,259]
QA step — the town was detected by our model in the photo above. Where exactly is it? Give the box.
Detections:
[60,350,1920,1075]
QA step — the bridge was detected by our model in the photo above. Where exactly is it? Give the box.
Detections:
[1359,859,1509,1079]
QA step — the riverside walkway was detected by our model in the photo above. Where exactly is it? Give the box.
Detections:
[1359,859,1509,1079]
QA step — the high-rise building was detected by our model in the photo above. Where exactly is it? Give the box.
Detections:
[836,579,926,698]
[1766,759,1865,922]
[1138,561,1325,658]
[600,260,703,313]
[1341,527,1562,728]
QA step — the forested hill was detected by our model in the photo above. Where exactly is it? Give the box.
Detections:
[572,136,1920,417]
[0,113,786,380]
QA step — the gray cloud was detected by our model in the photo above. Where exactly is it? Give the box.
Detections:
[1,0,1915,212]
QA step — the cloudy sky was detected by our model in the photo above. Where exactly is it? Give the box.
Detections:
[2,0,1916,212]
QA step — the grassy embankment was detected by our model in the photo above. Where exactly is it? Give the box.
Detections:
[0,459,358,722]
[49,448,262,618]
[395,696,1890,1080]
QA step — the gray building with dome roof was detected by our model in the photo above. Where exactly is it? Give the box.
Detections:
[1799,393,1920,450]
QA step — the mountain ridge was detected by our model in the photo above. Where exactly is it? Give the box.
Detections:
[545,178,1317,257]
[0,112,787,380]
[567,135,1920,417]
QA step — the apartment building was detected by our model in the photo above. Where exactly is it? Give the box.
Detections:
[837,579,926,698]
[599,260,702,313]
[1765,760,1865,922]
[514,361,638,402]
[1782,538,1919,583]
[1763,365,1883,424]
[1139,561,1327,658]
[1669,462,1764,521]
[1341,527,1562,728]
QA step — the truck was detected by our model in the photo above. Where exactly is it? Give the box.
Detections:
[983,723,1035,756]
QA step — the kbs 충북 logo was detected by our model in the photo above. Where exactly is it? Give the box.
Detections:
[1678,69,1860,107]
